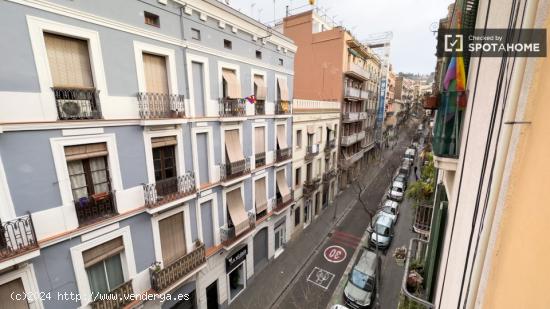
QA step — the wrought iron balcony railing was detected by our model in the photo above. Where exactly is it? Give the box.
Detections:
[220,158,250,181]
[305,144,320,161]
[143,172,196,208]
[255,152,266,168]
[255,100,265,115]
[90,279,134,309]
[52,87,102,120]
[274,190,294,213]
[137,92,185,119]
[303,177,321,196]
[74,191,117,226]
[220,212,256,245]
[275,100,291,115]
[0,213,38,262]
[325,139,336,150]
[413,203,434,235]
[322,169,337,183]
[276,148,291,162]
[219,98,245,117]
[150,244,206,292]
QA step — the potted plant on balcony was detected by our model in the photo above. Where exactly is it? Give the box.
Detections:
[393,246,407,266]
[194,239,203,250]
[149,261,161,273]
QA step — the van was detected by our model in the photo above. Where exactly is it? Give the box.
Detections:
[344,249,377,309]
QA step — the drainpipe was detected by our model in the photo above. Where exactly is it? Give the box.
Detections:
[465,0,539,307]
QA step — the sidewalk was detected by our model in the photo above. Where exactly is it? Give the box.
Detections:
[229,143,400,309]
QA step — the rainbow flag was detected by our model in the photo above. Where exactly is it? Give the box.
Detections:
[443,56,467,108]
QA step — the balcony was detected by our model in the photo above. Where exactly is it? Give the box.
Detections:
[220,158,251,182]
[276,148,292,163]
[255,152,266,169]
[74,191,117,226]
[150,244,206,292]
[324,139,336,155]
[254,100,266,115]
[219,98,245,117]
[221,212,256,247]
[53,87,102,120]
[323,169,337,183]
[0,214,39,263]
[359,112,368,120]
[344,86,361,99]
[137,92,185,119]
[342,112,360,123]
[340,150,365,168]
[274,190,294,213]
[143,172,196,208]
[345,62,368,81]
[413,203,433,236]
[340,133,358,146]
[305,144,320,161]
[400,238,434,309]
[275,100,291,115]
[303,177,321,196]
[433,92,463,171]
[360,89,369,100]
[90,279,133,309]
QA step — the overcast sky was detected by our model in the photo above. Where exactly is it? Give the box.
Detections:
[226,0,453,74]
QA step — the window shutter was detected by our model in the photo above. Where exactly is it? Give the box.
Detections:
[224,130,244,163]
[254,127,265,154]
[143,52,169,94]
[222,69,241,98]
[151,136,177,148]
[277,77,289,101]
[44,33,94,88]
[253,75,267,100]
[159,213,186,265]
[254,178,267,214]
[277,125,288,149]
[83,237,124,268]
[65,143,108,161]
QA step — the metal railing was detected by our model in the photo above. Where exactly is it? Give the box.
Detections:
[74,191,117,226]
[255,152,266,168]
[305,144,320,161]
[52,87,102,120]
[143,172,196,208]
[150,244,206,292]
[414,204,434,235]
[137,92,185,119]
[220,158,250,181]
[220,212,256,244]
[322,169,337,183]
[325,139,336,150]
[275,100,291,115]
[344,86,361,98]
[219,98,245,117]
[0,213,38,262]
[274,190,294,212]
[276,148,291,162]
[303,177,321,196]
[90,279,134,309]
[255,100,265,115]
[401,238,434,308]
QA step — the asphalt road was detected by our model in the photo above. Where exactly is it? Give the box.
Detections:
[273,124,417,309]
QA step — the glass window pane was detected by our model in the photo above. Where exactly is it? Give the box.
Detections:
[86,262,109,295]
[105,254,124,290]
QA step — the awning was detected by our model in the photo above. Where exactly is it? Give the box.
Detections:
[65,143,108,161]
[307,125,315,135]
[254,178,268,214]
[225,130,245,163]
[276,170,291,203]
[276,125,288,149]
[83,237,124,268]
[222,69,241,99]
[151,136,177,148]
[227,189,249,236]
[254,75,267,100]
[277,77,289,101]
[254,127,265,154]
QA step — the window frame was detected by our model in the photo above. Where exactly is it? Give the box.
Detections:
[144,11,160,27]
[224,39,233,50]
[191,28,201,40]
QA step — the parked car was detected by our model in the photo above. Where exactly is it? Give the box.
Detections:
[367,214,394,251]
[393,173,408,189]
[381,200,399,220]
[404,148,416,164]
[417,124,424,133]
[343,249,378,309]
[331,305,351,309]
[388,180,405,201]
[399,163,411,177]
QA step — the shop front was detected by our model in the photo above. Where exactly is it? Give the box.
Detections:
[226,245,248,303]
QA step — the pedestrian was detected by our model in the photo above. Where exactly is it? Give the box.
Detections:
[414,166,418,180]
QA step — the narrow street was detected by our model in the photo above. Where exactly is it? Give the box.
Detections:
[230,120,418,309]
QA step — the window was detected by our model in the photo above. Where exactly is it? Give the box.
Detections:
[191,28,201,40]
[159,213,186,265]
[296,130,303,148]
[294,206,301,226]
[65,143,110,201]
[278,58,284,66]
[152,137,177,181]
[224,39,232,49]
[144,11,160,27]
[143,52,169,94]
[44,33,93,88]
[256,50,262,59]
[295,167,302,187]
[0,278,29,308]
[83,237,125,295]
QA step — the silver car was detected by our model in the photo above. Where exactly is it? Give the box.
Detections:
[344,249,377,308]
[368,214,394,250]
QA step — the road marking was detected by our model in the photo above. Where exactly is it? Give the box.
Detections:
[324,245,347,263]
[307,267,335,290]
[330,235,360,248]
[333,230,363,241]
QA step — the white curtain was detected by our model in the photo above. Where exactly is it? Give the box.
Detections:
[68,160,87,199]
[90,157,109,193]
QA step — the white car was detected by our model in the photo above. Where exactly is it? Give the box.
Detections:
[380,200,399,223]
[404,148,416,164]
[388,181,405,201]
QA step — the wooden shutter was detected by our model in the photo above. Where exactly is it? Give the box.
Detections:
[0,279,29,309]
[143,52,169,94]
[83,237,124,268]
[159,213,186,265]
[254,178,267,214]
[277,125,288,149]
[222,69,241,98]
[65,143,108,161]
[254,127,265,154]
[151,136,177,148]
[253,75,267,100]
[224,130,244,163]
[44,33,93,88]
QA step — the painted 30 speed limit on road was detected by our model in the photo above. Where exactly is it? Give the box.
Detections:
[323,245,347,263]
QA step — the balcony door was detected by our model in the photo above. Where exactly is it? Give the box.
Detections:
[196,133,210,186]
[192,61,206,116]
[152,137,178,197]
[159,212,187,266]
[143,52,169,94]
[0,278,29,309]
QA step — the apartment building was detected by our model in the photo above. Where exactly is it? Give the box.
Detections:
[0,0,295,308]
[384,66,397,141]
[282,9,380,189]
[402,0,550,308]
[289,99,340,237]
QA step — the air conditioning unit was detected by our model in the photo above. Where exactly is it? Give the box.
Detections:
[58,99,92,118]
